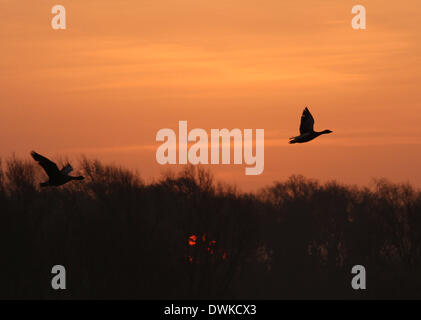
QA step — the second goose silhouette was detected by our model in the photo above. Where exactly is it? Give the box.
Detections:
[289,107,332,144]
[31,151,84,187]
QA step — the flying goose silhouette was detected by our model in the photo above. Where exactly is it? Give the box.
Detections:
[31,151,84,187]
[289,107,332,144]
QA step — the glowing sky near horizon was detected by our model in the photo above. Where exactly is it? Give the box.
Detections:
[1,0,421,191]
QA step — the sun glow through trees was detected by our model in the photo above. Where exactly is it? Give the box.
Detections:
[187,234,227,264]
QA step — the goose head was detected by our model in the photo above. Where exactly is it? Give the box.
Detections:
[69,175,84,181]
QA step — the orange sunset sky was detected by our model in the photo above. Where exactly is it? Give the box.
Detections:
[1,0,420,191]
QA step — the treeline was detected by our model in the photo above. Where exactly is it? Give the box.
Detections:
[0,156,420,299]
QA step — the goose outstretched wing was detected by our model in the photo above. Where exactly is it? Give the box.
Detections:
[299,107,314,134]
[31,151,60,177]
[61,163,73,175]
